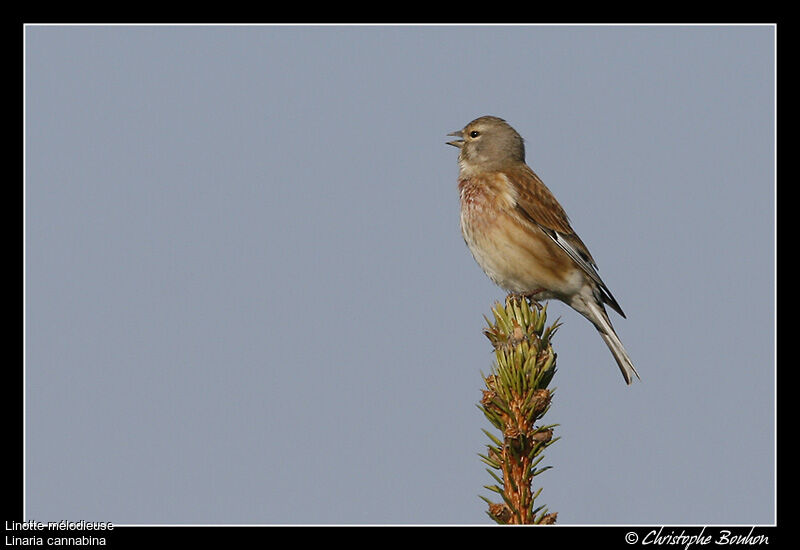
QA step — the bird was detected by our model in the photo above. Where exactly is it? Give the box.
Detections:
[447,115,640,385]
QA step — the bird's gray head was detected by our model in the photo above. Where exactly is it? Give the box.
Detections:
[446,116,526,174]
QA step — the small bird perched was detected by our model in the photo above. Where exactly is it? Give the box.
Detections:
[447,116,640,385]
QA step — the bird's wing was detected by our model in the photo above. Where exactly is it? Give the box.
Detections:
[505,165,626,318]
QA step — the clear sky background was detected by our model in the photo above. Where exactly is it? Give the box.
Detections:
[24,25,775,525]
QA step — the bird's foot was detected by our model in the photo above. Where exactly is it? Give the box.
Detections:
[506,290,545,310]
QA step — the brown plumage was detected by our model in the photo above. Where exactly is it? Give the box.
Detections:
[448,116,639,384]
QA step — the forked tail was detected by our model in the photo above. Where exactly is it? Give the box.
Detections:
[579,295,641,385]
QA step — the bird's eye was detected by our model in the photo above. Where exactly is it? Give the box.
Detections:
[470,130,480,138]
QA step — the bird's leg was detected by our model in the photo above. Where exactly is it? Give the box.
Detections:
[505,290,545,310]
[505,292,525,306]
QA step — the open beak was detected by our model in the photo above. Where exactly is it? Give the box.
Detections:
[446,130,464,148]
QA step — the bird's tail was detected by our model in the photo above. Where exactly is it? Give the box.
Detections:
[576,294,641,385]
